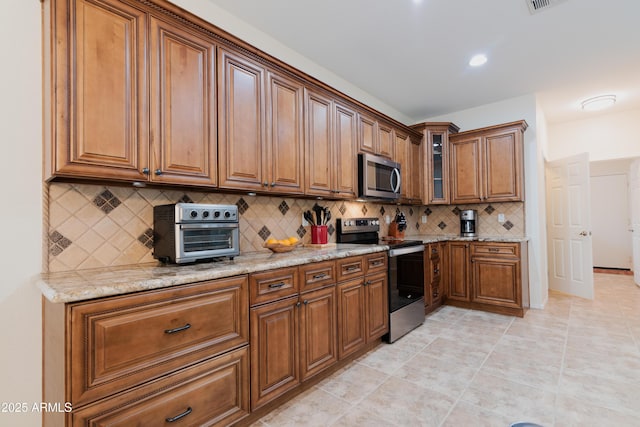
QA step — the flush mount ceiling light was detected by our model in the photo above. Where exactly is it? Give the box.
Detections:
[469,54,488,67]
[581,94,616,111]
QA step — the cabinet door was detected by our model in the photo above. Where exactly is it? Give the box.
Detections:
[267,71,304,193]
[357,112,377,154]
[378,123,394,159]
[334,102,358,198]
[250,296,299,410]
[364,272,389,341]
[51,0,148,181]
[471,256,521,309]
[304,89,333,196]
[149,17,216,186]
[447,242,470,301]
[484,130,523,201]
[394,130,410,200]
[410,138,423,202]
[299,287,338,381]
[337,278,366,359]
[425,130,449,204]
[450,136,483,203]
[218,48,265,190]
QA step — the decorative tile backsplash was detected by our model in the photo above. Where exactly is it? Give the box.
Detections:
[45,183,525,272]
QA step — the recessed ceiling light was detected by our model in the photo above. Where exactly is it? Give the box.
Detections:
[581,94,616,111]
[469,54,488,67]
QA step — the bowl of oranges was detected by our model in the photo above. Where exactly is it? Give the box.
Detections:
[263,236,302,253]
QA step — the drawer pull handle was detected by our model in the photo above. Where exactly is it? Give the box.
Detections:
[312,273,328,280]
[346,265,359,272]
[371,261,383,266]
[268,282,286,289]
[164,323,191,334]
[488,248,500,252]
[166,406,192,423]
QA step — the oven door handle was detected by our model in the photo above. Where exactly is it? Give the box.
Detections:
[179,223,239,230]
[388,245,424,257]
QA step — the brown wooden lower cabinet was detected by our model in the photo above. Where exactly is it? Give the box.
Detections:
[250,295,300,410]
[442,241,529,317]
[299,286,338,380]
[43,275,250,427]
[337,255,389,359]
[71,346,250,427]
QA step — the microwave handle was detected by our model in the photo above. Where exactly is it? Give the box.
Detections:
[391,168,401,193]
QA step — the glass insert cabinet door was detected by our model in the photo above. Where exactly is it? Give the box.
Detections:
[427,130,449,204]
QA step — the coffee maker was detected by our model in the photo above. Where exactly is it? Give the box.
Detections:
[460,209,477,237]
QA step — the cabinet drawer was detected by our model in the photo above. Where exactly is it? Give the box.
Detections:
[336,256,365,281]
[69,276,249,407]
[365,252,387,274]
[72,346,250,427]
[250,267,299,305]
[472,242,519,257]
[299,260,336,292]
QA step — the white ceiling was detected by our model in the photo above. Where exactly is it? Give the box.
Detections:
[204,0,640,125]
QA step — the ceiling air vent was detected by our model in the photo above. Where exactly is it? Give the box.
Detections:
[526,0,568,14]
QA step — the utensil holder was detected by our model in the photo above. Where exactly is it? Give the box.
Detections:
[311,225,328,244]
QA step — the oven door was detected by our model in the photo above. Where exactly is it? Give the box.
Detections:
[176,223,239,263]
[358,153,401,200]
[388,244,425,312]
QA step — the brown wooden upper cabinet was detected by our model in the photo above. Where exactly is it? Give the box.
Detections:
[357,113,393,159]
[305,88,357,198]
[449,120,527,204]
[218,48,304,194]
[412,122,460,205]
[393,130,423,204]
[44,0,217,186]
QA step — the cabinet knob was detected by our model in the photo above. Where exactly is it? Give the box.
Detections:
[296,301,301,307]
[154,169,163,176]
[270,182,276,187]
[142,167,150,175]
[303,300,309,305]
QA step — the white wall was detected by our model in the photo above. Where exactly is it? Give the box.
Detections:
[0,1,43,426]
[172,0,412,124]
[426,94,550,309]
[547,108,640,161]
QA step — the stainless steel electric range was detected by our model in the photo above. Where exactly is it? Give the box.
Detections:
[336,218,425,343]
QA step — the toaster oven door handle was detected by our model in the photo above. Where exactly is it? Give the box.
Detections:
[179,223,239,230]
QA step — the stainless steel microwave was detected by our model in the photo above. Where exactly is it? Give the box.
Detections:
[358,153,401,200]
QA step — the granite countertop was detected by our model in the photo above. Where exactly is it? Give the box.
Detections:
[404,234,530,244]
[37,243,389,304]
[37,235,528,304]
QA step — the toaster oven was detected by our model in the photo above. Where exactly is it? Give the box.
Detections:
[153,203,239,264]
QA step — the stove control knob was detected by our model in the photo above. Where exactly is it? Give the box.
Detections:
[202,211,210,218]
[345,220,352,227]
[189,210,198,219]
[214,211,221,218]
[224,211,231,218]
[373,220,379,226]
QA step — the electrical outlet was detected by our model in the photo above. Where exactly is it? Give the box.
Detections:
[302,213,309,226]
[497,213,505,224]
[385,215,391,224]
[421,215,427,224]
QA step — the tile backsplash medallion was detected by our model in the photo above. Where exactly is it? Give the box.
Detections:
[46,183,525,272]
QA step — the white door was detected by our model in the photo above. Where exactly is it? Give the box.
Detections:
[630,159,640,285]
[591,173,632,269]
[546,153,594,299]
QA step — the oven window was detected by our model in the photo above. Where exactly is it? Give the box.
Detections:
[183,228,233,252]
[389,252,424,312]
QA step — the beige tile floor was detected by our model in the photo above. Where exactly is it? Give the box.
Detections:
[251,273,640,427]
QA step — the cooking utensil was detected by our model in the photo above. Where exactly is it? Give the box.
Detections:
[312,204,323,226]
[304,210,315,226]
[324,209,331,225]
